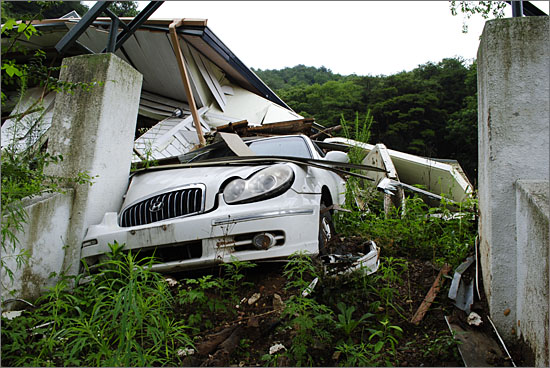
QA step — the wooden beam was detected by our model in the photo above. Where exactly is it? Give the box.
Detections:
[168,19,206,147]
[410,263,452,325]
[246,118,314,135]
[215,120,249,133]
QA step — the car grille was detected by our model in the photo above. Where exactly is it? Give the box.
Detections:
[120,185,205,227]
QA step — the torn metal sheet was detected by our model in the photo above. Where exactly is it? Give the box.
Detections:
[448,255,475,313]
[324,137,474,203]
[377,177,453,203]
[321,240,380,276]
[302,277,319,297]
[217,132,256,156]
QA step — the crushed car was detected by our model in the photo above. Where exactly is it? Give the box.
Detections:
[80,133,381,273]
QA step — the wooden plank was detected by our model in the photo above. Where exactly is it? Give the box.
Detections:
[168,19,206,147]
[410,263,452,325]
[246,118,314,135]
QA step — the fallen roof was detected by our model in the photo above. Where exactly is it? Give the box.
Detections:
[3,16,289,110]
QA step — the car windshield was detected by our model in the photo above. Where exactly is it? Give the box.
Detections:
[248,136,312,158]
[179,136,312,163]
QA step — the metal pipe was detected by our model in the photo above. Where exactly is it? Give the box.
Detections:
[511,1,523,17]
[106,16,119,53]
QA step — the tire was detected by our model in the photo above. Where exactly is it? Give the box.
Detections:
[318,203,334,256]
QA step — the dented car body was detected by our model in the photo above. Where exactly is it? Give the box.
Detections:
[81,135,361,273]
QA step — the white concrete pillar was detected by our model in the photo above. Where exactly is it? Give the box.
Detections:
[45,53,142,276]
[477,16,549,339]
[515,180,549,367]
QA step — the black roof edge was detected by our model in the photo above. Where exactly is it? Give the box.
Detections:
[505,1,548,16]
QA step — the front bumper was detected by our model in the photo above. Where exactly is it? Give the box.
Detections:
[81,190,321,272]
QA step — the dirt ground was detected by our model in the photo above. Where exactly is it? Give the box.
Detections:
[168,235,531,367]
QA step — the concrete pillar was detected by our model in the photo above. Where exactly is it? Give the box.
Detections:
[477,16,549,339]
[45,53,142,276]
[515,180,549,367]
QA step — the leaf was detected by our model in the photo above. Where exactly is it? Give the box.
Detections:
[374,341,384,353]
[17,23,27,33]
[1,19,17,34]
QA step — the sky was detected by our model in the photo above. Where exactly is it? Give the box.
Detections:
[112,1,549,77]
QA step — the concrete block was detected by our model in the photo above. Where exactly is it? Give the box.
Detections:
[477,16,549,339]
[45,53,143,276]
[515,180,549,367]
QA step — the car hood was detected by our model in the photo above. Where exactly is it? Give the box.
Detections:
[121,165,271,212]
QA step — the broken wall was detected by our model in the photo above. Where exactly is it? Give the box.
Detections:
[1,191,74,302]
[2,53,143,305]
[477,15,549,363]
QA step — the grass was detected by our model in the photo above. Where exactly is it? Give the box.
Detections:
[1,108,476,366]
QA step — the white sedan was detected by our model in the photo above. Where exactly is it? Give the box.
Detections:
[81,134,357,273]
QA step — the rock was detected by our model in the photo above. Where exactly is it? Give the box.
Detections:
[467,312,483,326]
[177,347,195,357]
[269,343,286,355]
[164,277,178,287]
[248,292,261,305]
[273,294,285,309]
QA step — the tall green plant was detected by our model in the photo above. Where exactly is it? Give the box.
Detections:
[1,242,194,366]
[278,252,334,366]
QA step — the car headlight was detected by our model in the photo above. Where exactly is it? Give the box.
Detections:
[223,164,294,204]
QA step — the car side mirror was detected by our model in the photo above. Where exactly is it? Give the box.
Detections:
[325,151,349,163]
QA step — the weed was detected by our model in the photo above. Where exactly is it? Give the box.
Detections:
[422,330,462,362]
[335,341,376,367]
[219,256,257,306]
[279,252,334,366]
[177,274,227,329]
[1,243,194,366]
[366,317,403,364]
[335,301,374,337]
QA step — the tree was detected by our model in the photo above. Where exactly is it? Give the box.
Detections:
[449,1,507,33]
[108,1,139,17]
[1,1,89,23]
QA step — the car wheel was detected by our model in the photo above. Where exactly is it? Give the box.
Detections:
[318,203,334,255]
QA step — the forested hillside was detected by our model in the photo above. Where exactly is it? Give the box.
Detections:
[253,58,477,182]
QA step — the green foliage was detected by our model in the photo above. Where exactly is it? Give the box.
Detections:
[279,252,334,366]
[259,59,478,180]
[1,243,194,366]
[335,302,374,337]
[253,64,346,91]
[336,195,477,268]
[1,1,89,23]
[177,257,256,329]
[109,1,139,17]
[335,341,377,366]
[219,256,257,305]
[422,330,462,362]
[177,274,227,329]
[367,317,403,359]
[449,1,507,33]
